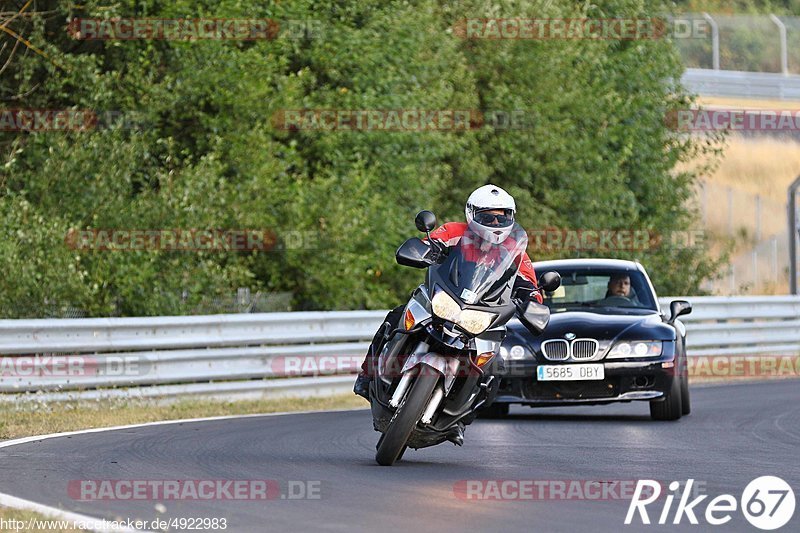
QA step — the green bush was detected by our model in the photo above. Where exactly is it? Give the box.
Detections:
[0,0,723,317]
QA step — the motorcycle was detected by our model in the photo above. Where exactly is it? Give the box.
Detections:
[369,210,561,465]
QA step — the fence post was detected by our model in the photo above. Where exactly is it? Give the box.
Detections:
[728,187,734,235]
[752,249,759,292]
[772,237,778,283]
[769,14,789,75]
[729,264,736,294]
[701,181,707,226]
[789,176,800,294]
[755,194,761,242]
[703,13,720,70]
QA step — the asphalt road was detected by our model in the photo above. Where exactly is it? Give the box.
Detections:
[1,381,798,532]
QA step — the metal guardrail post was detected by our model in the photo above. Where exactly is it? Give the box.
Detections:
[789,176,800,294]
[769,14,789,75]
[702,13,720,70]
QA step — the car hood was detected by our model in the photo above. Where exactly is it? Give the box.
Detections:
[506,310,676,349]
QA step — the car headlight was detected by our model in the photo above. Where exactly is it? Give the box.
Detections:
[509,345,527,359]
[431,287,495,335]
[606,340,663,359]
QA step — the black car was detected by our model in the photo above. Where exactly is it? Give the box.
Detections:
[484,258,692,421]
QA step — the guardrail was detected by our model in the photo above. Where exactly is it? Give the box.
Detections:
[681,68,800,100]
[663,296,800,356]
[0,311,385,397]
[1,296,798,402]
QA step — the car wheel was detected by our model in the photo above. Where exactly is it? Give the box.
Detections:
[479,403,510,418]
[650,373,682,421]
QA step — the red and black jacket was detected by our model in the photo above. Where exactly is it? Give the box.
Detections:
[427,222,542,303]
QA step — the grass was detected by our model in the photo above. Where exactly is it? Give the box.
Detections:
[0,393,365,441]
[682,135,800,294]
[689,97,800,211]
[697,96,800,111]
[691,97,800,210]
[694,137,800,208]
[676,96,800,294]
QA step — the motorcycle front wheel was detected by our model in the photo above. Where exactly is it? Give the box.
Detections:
[375,372,439,466]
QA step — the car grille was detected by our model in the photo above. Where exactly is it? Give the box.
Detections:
[571,339,599,360]
[540,338,600,361]
[541,340,569,361]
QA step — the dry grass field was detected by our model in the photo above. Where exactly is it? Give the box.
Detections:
[677,97,800,294]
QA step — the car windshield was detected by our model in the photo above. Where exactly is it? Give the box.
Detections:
[437,223,528,305]
[538,268,658,312]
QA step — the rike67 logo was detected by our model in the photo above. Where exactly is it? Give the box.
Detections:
[626,477,796,530]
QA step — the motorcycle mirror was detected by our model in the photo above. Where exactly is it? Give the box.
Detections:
[538,271,561,293]
[396,237,434,268]
[415,210,437,233]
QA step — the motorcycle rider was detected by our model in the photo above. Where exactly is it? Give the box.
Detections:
[353,184,542,400]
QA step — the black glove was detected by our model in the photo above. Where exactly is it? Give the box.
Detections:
[512,278,537,301]
[427,240,447,263]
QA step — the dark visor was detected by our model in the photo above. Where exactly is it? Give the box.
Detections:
[474,209,514,227]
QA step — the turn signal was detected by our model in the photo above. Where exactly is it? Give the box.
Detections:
[404,308,415,330]
[476,352,494,367]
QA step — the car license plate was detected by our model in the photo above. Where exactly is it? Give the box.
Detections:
[537,364,604,381]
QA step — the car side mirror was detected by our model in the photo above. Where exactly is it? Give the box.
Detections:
[538,271,561,293]
[669,300,692,323]
[517,300,551,335]
[396,237,434,268]
[415,210,436,233]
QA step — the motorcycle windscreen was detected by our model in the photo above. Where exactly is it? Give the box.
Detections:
[445,223,528,304]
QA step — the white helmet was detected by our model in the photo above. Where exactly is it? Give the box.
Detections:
[465,184,516,244]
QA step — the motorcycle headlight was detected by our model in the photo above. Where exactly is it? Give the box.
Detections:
[606,340,663,359]
[431,289,461,322]
[458,309,495,335]
[431,288,495,335]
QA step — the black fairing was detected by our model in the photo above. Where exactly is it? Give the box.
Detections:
[424,251,517,331]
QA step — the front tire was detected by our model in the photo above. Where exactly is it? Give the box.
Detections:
[650,372,683,421]
[375,373,439,466]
